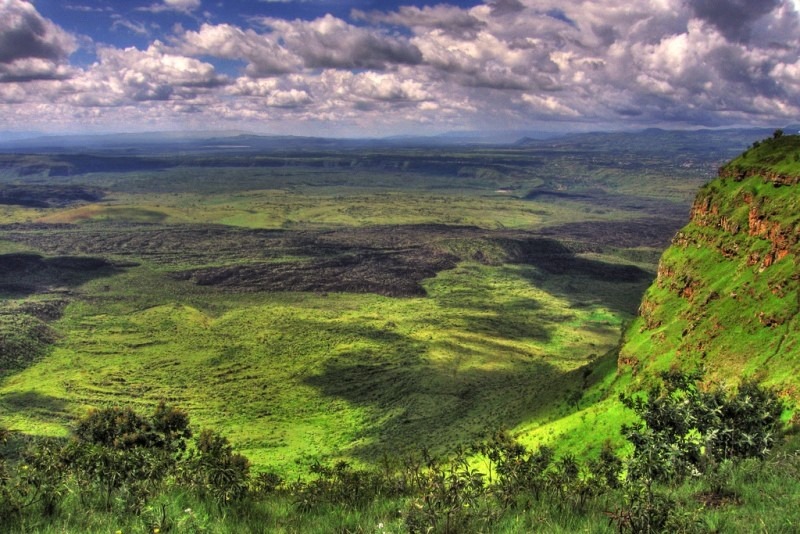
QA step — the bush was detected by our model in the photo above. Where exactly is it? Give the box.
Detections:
[75,402,191,453]
[182,429,250,504]
[0,426,17,523]
[621,370,785,484]
[403,448,492,534]
[68,402,192,511]
[612,370,785,533]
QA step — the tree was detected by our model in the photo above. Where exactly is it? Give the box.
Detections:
[182,429,250,504]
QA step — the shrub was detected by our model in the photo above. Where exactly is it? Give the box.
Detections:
[182,429,250,504]
[68,402,193,511]
[403,448,492,534]
[291,460,388,512]
[0,426,18,523]
[612,370,785,533]
[621,370,785,483]
[479,432,554,507]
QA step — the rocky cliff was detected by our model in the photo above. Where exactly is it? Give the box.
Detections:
[618,134,800,393]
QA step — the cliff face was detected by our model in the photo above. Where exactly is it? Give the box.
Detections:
[618,135,800,391]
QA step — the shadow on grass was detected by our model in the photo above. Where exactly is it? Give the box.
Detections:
[460,236,654,317]
[300,295,580,462]
[305,346,573,461]
[433,295,553,342]
[433,250,650,324]
[298,241,650,461]
[0,391,71,432]
[514,264,653,317]
[0,253,124,378]
[1,390,68,412]
[492,236,651,282]
[0,252,122,297]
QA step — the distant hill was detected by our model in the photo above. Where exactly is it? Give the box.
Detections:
[0,130,501,153]
[0,126,789,154]
[516,127,778,158]
[617,132,800,391]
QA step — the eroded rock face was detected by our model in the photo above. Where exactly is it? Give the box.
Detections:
[681,171,798,273]
[719,166,800,187]
[618,136,800,383]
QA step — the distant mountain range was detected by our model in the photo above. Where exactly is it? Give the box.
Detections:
[1,125,797,154]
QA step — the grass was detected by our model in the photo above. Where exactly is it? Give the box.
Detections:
[7,430,800,534]
[2,135,800,533]
[729,133,800,176]
[618,138,800,394]
[33,187,640,231]
[0,257,642,475]
[1,142,688,476]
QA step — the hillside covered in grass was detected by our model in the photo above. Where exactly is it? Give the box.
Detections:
[1,131,799,532]
[618,132,800,392]
[1,134,704,476]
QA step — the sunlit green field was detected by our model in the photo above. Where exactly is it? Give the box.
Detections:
[0,147,698,474]
[1,260,642,474]
[32,186,631,230]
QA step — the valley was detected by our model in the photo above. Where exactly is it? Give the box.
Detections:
[1,129,798,532]
[0,130,736,475]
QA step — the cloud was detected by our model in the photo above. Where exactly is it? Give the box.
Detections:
[0,59,75,83]
[111,15,150,37]
[688,0,781,41]
[166,0,201,10]
[228,76,313,107]
[65,5,114,13]
[521,93,580,117]
[0,0,77,82]
[352,5,485,37]
[389,0,800,125]
[258,14,423,69]
[411,26,561,90]
[58,43,227,106]
[489,0,526,17]
[138,0,202,14]
[319,70,431,103]
[2,0,800,134]
[177,23,301,76]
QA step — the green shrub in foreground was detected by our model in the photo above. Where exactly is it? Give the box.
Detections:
[0,372,792,533]
[614,370,786,533]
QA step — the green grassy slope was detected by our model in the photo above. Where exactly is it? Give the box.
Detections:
[0,147,670,474]
[618,134,800,395]
[508,134,800,463]
[0,247,646,473]
[0,135,774,475]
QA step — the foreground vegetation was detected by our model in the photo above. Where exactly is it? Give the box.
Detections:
[1,371,793,533]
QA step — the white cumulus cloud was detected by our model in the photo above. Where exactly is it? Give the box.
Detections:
[2,0,800,134]
[178,23,301,76]
[256,14,423,70]
[0,0,77,82]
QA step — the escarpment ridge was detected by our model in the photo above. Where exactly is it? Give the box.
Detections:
[618,134,800,391]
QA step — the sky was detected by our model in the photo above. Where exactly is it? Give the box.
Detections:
[1,0,799,137]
